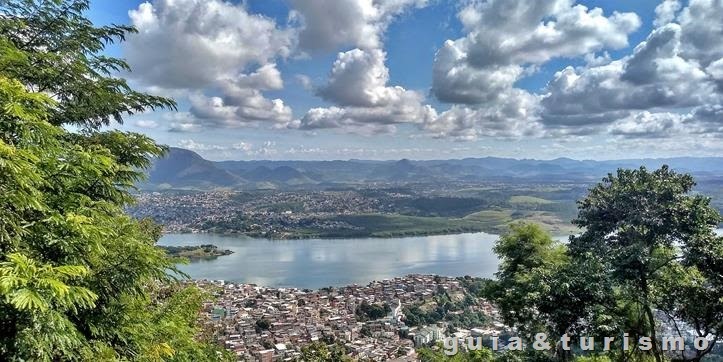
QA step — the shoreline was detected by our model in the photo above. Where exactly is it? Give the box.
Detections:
[161,227,575,241]
[163,224,723,241]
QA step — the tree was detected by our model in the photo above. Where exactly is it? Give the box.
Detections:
[570,166,723,362]
[417,344,495,362]
[300,342,351,362]
[0,1,226,360]
[490,223,569,341]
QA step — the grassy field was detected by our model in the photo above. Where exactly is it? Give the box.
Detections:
[325,214,486,238]
[287,208,581,239]
[463,208,579,236]
[508,195,555,205]
[462,209,515,233]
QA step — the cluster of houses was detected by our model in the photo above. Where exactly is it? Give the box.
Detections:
[194,275,503,361]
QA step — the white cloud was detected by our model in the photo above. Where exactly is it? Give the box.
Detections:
[654,0,681,27]
[187,64,293,127]
[126,0,295,131]
[164,112,202,133]
[687,105,723,133]
[296,37,435,134]
[707,58,723,91]
[177,139,275,155]
[427,0,640,139]
[428,0,723,140]
[608,111,684,138]
[423,91,543,141]
[290,0,427,51]
[125,0,723,145]
[126,0,294,89]
[431,0,641,105]
[317,48,423,108]
[678,0,723,66]
[540,21,722,130]
[432,39,525,104]
[297,103,437,135]
[177,139,227,151]
[134,120,158,129]
[456,0,640,68]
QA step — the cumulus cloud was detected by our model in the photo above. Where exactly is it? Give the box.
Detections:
[687,105,723,133]
[134,120,159,129]
[294,74,313,90]
[297,102,437,135]
[654,0,681,27]
[678,0,723,66]
[168,122,201,133]
[164,112,202,133]
[428,0,723,140]
[177,139,275,155]
[540,18,722,131]
[424,91,543,140]
[432,40,526,105]
[317,48,422,108]
[461,1,640,68]
[290,0,427,51]
[432,0,639,103]
[608,111,684,138]
[126,0,294,89]
[707,58,723,92]
[126,0,295,130]
[295,33,435,134]
[187,64,293,127]
[124,0,723,143]
[425,0,640,140]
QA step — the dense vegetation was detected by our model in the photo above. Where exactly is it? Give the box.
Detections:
[159,245,233,261]
[0,1,226,360]
[355,301,392,322]
[402,288,488,330]
[486,167,723,361]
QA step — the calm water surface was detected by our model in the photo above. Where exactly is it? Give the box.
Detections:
[159,232,500,289]
[160,228,723,289]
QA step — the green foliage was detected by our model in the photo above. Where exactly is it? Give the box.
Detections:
[570,166,723,361]
[255,318,271,332]
[456,276,496,299]
[488,167,723,361]
[573,355,613,362]
[0,0,175,129]
[299,342,352,362]
[417,345,495,362]
[403,291,488,329]
[489,223,570,340]
[355,301,391,321]
[0,1,225,360]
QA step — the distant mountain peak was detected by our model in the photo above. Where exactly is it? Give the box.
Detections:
[141,147,723,191]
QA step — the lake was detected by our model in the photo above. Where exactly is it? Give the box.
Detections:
[159,232,501,289]
[160,228,723,289]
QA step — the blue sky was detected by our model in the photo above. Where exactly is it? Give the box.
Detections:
[87,0,723,160]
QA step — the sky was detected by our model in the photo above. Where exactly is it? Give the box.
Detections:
[88,0,723,161]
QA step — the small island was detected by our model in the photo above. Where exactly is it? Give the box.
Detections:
[160,244,234,261]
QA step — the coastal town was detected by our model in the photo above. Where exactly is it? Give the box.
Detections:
[196,274,505,361]
[128,184,581,238]
[129,190,397,235]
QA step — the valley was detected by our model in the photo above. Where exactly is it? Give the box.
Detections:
[130,148,723,239]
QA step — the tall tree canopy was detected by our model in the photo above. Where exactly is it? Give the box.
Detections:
[0,0,225,360]
[490,167,723,362]
[570,166,723,362]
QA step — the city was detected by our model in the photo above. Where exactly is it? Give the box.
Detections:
[195,275,504,361]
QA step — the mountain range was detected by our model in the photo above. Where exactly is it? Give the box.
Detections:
[142,147,723,190]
